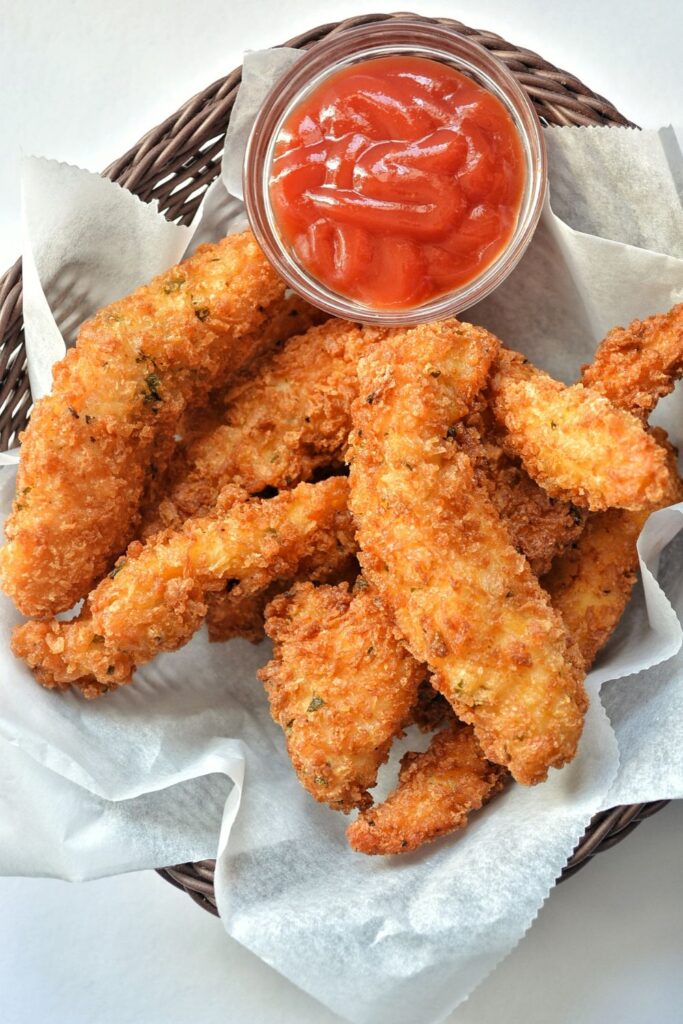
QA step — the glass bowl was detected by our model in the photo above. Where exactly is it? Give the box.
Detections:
[243,20,547,325]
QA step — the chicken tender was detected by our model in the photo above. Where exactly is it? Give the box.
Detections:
[1,231,289,618]
[349,432,681,854]
[582,304,683,418]
[490,349,671,512]
[544,433,683,669]
[260,582,423,812]
[347,722,506,854]
[349,323,587,785]
[206,517,358,643]
[348,507,644,856]
[11,477,350,696]
[138,293,327,529]
[542,509,646,670]
[142,319,383,537]
[455,409,586,575]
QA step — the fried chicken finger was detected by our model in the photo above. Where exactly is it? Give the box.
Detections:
[543,427,683,669]
[141,319,383,537]
[260,582,423,812]
[137,293,327,528]
[490,348,671,511]
[0,231,292,618]
[542,509,646,671]
[349,322,587,785]
[347,721,506,854]
[582,303,683,418]
[11,477,350,697]
[349,437,682,853]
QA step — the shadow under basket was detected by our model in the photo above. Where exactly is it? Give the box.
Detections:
[0,12,668,916]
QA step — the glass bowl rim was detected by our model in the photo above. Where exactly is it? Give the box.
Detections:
[243,19,547,325]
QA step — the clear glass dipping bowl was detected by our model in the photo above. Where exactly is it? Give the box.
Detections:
[243,20,547,325]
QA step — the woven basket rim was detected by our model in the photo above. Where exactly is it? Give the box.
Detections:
[156,799,672,916]
[0,12,666,908]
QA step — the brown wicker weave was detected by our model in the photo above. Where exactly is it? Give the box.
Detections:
[0,13,664,914]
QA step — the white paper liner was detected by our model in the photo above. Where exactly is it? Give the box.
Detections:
[0,47,682,1024]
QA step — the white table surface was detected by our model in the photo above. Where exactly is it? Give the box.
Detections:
[1,2,682,1022]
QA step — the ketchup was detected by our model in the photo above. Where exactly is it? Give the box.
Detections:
[269,56,525,309]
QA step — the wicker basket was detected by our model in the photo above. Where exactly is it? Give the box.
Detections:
[0,12,669,916]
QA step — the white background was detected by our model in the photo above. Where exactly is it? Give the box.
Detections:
[0,2,682,1022]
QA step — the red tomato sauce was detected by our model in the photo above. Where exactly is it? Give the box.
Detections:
[269,56,526,310]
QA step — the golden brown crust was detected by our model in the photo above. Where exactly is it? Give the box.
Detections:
[542,509,645,671]
[455,408,586,575]
[582,304,683,418]
[11,477,350,695]
[206,520,359,644]
[347,722,507,854]
[207,586,275,645]
[351,413,683,855]
[349,322,587,785]
[141,319,383,537]
[260,582,423,812]
[1,232,287,617]
[146,317,586,576]
[490,349,672,512]
[543,430,683,671]
[138,294,327,529]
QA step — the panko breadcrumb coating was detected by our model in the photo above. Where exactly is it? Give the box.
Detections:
[367,504,648,855]
[542,509,647,671]
[582,304,683,418]
[348,431,683,854]
[11,477,350,697]
[347,722,506,854]
[260,582,423,812]
[1,231,290,618]
[349,322,587,785]
[138,293,327,529]
[544,434,683,670]
[455,407,586,575]
[141,319,383,537]
[206,514,358,644]
[258,573,504,850]
[490,348,672,512]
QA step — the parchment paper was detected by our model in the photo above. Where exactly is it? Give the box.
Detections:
[1,47,682,1024]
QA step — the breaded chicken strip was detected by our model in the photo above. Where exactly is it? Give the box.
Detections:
[260,582,423,812]
[144,312,584,578]
[138,294,327,528]
[141,319,382,537]
[490,349,671,511]
[347,722,506,854]
[349,323,587,785]
[363,510,646,855]
[348,435,682,854]
[544,434,683,669]
[1,232,288,618]
[206,518,358,644]
[11,478,350,697]
[454,307,683,572]
[455,408,586,575]
[259,572,496,843]
[582,304,683,419]
[348,509,638,856]
[542,509,646,670]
